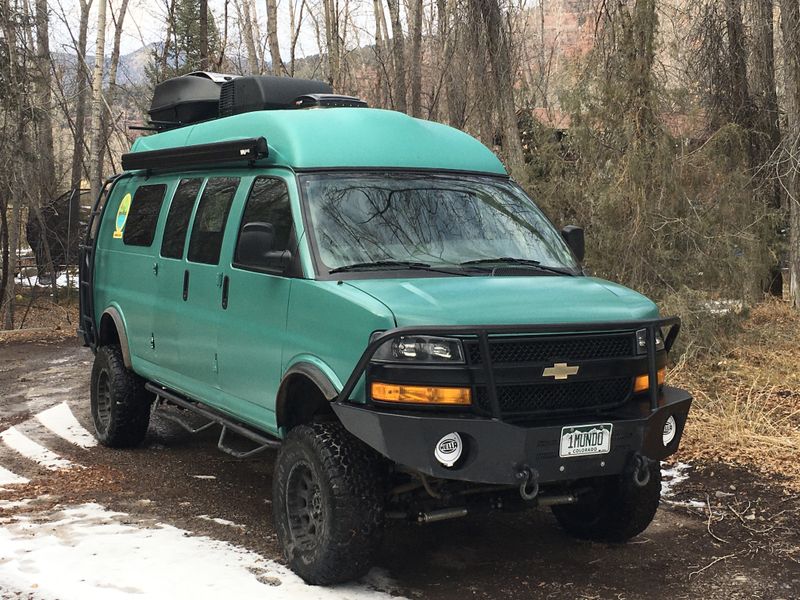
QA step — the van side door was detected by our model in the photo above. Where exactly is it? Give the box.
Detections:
[215,175,294,433]
[151,177,203,381]
[176,176,240,404]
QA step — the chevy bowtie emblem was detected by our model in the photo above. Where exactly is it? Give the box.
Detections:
[543,362,580,380]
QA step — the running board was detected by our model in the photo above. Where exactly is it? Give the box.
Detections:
[145,383,281,458]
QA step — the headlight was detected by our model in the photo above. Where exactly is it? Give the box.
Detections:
[371,334,465,363]
[636,328,665,354]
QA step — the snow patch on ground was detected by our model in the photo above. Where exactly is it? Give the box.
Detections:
[14,273,74,289]
[0,465,29,486]
[660,461,706,509]
[661,461,691,497]
[192,474,217,480]
[197,514,246,530]
[35,402,97,449]
[0,426,77,470]
[0,502,408,600]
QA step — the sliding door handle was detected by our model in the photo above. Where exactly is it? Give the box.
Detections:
[182,270,190,301]
[221,275,230,309]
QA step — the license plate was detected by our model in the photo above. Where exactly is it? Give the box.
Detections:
[559,423,613,458]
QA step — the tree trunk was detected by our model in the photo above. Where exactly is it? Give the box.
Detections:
[409,0,423,117]
[199,0,209,70]
[468,0,524,177]
[751,0,781,208]
[266,0,283,74]
[0,196,8,311]
[781,0,800,308]
[69,0,93,261]
[323,0,340,87]
[237,0,260,74]
[386,0,407,112]
[88,0,107,204]
[34,0,59,298]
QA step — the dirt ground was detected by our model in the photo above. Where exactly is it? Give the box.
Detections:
[0,336,798,599]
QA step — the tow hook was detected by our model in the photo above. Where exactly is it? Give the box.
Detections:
[632,453,652,487]
[516,466,539,500]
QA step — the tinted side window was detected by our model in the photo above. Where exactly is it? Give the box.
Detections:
[235,177,293,264]
[161,179,202,259]
[123,184,167,246]
[187,177,239,265]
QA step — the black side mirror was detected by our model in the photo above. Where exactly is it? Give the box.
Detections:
[236,222,290,272]
[561,225,585,262]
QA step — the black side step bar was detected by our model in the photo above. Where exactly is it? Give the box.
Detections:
[145,383,281,458]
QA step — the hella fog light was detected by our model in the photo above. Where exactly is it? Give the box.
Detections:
[663,415,677,446]
[636,328,665,354]
[371,334,465,363]
[434,432,463,467]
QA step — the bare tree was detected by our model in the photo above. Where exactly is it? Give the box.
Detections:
[236,0,260,74]
[265,0,283,74]
[386,0,407,111]
[467,0,524,177]
[408,0,422,116]
[88,0,107,202]
[200,0,209,69]
[69,0,93,242]
[781,0,800,307]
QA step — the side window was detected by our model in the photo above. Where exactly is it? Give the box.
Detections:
[235,177,293,265]
[160,178,202,259]
[123,184,167,247]
[187,177,239,265]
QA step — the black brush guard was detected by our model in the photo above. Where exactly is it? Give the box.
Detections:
[330,317,692,486]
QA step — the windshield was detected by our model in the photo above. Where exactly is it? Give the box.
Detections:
[299,173,579,275]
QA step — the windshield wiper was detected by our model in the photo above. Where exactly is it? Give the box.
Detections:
[329,260,468,276]
[459,257,575,276]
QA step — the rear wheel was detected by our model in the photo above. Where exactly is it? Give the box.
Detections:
[90,345,153,448]
[273,422,385,585]
[551,462,661,542]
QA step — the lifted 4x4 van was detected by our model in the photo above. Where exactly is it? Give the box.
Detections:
[79,72,692,585]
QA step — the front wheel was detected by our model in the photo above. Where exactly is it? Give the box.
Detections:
[273,422,385,585]
[90,345,153,448]
[552,462,661,542]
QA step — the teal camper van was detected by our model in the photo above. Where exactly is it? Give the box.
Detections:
[79,72,692,584]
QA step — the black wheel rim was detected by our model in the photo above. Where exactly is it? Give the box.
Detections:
[95,370,112,431]
[286,461,324,552]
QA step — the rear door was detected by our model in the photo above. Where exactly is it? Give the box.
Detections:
[215,174,295,432]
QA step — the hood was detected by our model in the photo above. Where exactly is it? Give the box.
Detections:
[344,276,658,327]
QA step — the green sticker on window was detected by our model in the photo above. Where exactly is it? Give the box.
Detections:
[113,193,132,239]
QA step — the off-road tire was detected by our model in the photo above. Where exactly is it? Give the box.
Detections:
[90,345,152,448]
[273,422,385,585]
[551,462,661,543]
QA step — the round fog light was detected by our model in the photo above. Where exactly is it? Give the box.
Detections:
[662,415,677,446]
[434,432,463,467]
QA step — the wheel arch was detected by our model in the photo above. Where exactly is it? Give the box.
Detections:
[98,306,133,369]
[276,359,342,432]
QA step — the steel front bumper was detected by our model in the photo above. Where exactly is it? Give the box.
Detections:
[331,386,692,486]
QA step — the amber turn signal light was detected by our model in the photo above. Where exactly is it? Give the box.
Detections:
[634,368,666,393]
[371,382,472,405]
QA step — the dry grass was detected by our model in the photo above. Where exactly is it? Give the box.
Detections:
[672,299,800,488]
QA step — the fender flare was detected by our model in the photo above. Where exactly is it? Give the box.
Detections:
[275,359,342,428]
[99,307,133,369]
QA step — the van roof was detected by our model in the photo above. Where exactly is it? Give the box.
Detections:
[128,107,508,176]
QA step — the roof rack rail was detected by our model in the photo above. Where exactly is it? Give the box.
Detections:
[121,137,268,172]
[292,93,367,109]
